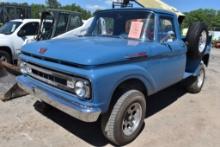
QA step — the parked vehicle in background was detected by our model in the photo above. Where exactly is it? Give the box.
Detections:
[210,27,220,41]
[35,9,83,41]
[210,29,220,48]
[54,17,94,39]
[214,40,220,48]
[0,19,40,64]
[0,3,31,25]
[24,9,84,45]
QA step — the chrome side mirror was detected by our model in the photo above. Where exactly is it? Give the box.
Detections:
[167,31,175,38]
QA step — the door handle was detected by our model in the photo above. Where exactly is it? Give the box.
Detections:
[165,43,173,51]
[161,42,173,51]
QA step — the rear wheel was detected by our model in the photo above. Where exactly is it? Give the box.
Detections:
[186,63,206,93]
[0,50,12,63]
[101,90,146,145]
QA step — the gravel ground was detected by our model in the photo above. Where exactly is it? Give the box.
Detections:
[0,48,219,147]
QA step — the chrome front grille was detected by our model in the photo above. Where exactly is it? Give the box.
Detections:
[26,63,74,93]
[31,69,67,85]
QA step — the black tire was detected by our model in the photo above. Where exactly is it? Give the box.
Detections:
[0,50,12,63]
[186,22,208,58]
[101,90,146,145]
[186,63,206,93]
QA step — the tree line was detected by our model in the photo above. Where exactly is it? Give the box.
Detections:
[31,3,92,19]
[32,0,92,19]
[182,9,220,30]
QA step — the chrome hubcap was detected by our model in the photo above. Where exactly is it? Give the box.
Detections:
[0,55,7,62]
[197,68,204,88]
[122,103,142,136]
[198,31,207,53]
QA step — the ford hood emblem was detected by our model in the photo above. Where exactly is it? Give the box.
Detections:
[39,48,47,54]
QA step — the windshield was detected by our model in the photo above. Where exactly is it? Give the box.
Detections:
[87,11,155,41]
[0,21,22,34]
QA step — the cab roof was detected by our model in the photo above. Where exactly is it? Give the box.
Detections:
[95,8,176,16]
[41,9,81,16]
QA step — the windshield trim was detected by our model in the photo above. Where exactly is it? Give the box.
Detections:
[87,10,156,42]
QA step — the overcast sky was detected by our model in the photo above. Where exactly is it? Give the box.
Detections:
[1,0,219,12]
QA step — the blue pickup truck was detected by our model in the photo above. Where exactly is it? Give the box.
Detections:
[17,8,211,145]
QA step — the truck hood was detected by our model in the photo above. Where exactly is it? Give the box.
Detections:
[22,37,155,66]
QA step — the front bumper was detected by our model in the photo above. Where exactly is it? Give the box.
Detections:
[17,75,101,122]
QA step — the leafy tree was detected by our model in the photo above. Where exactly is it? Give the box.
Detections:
[31,3,92,19]
[46,0,61,8]
[62,4,92,19]
[31,4,46,18]
[182,9,220,30]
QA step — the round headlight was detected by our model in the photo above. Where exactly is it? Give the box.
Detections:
[75,87,86,98]
[20,62,27,74]
[75,81,84,88]
[74,81,87,98]
[20,62,31,74]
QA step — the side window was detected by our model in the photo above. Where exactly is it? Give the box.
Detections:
[92,17,114,36]
[54,14,69,36]
[159,17,176,42]
[20,22,39,36]
[68,15,82,31]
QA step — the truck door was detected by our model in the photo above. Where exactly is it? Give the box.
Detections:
[148,15,186,91]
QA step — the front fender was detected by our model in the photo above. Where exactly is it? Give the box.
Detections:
[91,63,157,112]
[0,39,11,48]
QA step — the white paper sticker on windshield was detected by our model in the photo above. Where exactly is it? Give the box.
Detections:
[128,21,144,39]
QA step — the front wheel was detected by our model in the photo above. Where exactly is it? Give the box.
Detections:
[186,63,206,93]
[101,90,146,145]
[0,50,12,63]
